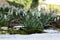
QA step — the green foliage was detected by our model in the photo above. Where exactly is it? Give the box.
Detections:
[0,4,57,34]
[40,11,56,25]
[8,0,33,9]
[20,9,57,34]
[31,0,38,8]
[0,5,20,27]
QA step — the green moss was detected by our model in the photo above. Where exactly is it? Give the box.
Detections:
[7,29,27,34]
[0,30,6,34]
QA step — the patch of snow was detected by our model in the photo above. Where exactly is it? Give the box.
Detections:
[44,29,59,33]
[0,33,60,40]
[13,26,24,30]
[1,27,8,30]
[14,26,24,28]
